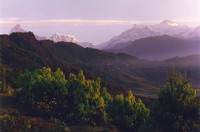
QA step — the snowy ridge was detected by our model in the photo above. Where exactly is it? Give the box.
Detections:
[151,20,189,36]
[97,20,200,49]
[50,33,79,43]
[178,26,200,40]
[159,19,178,26]
[49,33,95,48]
[9,24,94,48]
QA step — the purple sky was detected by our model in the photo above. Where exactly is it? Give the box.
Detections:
[0,0,200,44]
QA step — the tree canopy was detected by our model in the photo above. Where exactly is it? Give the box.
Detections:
[16,67,149,130]
[151,72,199,132]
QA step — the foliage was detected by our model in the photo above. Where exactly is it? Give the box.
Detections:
[65,70,110,125]
[151,71,200,132]
[16,68,111,125]
[16,67,68,117]
[0,64,15,95]
[49,119,70,132]
[16,67,150,131]
[0,110,39,132]
[108,90,150,131]
[0,81,14,95]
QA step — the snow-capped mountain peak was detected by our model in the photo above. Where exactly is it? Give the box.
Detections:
[98,25,160,49]
[10,24,47,40]
[50,33,79,43]
[159,19,178,26]
[49,33,95,48]
[10,24,27,34]
[178,25,200,40]
[96,19,200,49]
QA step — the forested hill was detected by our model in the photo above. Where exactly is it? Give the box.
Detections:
[1,32,200,96]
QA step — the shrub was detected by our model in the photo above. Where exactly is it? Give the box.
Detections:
[0,111,39,131]
[16,67,68,117]
[151,72,200,132]
[0,81,14,95]
[49,119,70,132]
[108,90,150,131]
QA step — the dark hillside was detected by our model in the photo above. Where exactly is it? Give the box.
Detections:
[1,32,199,96]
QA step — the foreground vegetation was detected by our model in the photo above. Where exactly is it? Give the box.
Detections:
[0,67,199,132]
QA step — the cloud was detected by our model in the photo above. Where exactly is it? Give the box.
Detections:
[0,18,157,26]
[0,18,199,27]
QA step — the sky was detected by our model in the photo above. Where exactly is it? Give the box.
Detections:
[0,0,200,44]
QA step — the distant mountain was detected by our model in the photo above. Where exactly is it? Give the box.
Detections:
[151,19,189,36]
[79,42,95,48]
[9,25,94,48]
[97,20,200,50]
[10,24,47,40]
[163,54,200,67]
[35,35,47,41]
[1,32,200,96]
[159,19,178,26]
[96,26,160,49]
[49,33,79,43]
[106,35,200,60]
[49,33,95,48]
[10,24,26,34]
[178,26,200,40]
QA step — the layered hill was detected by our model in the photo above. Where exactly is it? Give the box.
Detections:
[106,35,200,60]
[1,32,199,96]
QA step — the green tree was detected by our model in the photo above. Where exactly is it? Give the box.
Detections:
[109,90,149,131]
[16,67,68,117]
[16,67,151,129]
[0,64,15,95]
[65,71,110,125]
[151,72,200,132]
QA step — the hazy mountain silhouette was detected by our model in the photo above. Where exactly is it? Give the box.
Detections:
[106,35,200,60]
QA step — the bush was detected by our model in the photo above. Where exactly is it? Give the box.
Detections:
[108,91,150,131]
[65,71,110,125]
[151,72,200,132]
[0,111,39,131]
[49,119,70,132]
[16,68,111,125]
[16,67,150,130]
[16,67,68,117]
[0,81,14,95]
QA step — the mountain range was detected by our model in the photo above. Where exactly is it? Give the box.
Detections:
[98,20,200,50]
[97,20,200,60]
[1,32,200,97]
[10,20,200,60]
[106,35,200,60]
[10,24,94,48]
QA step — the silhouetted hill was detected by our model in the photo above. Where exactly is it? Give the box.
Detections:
[1,32,199,96]
[106,35,200,60]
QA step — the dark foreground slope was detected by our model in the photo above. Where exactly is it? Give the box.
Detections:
[1,32,199,96]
